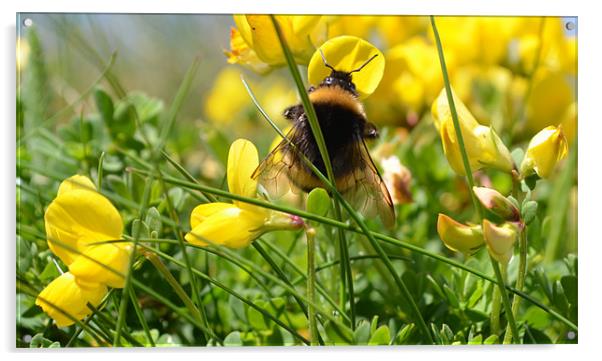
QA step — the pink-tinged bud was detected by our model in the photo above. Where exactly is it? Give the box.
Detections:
[264,212,305,232]
[482,219,518,264]
[473,187,520,222]
[437,214,484,255]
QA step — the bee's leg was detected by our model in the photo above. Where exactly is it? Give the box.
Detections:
[283,104,303,121]
[363,122,379,139]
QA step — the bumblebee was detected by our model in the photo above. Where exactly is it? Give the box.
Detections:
[252,51,395,227]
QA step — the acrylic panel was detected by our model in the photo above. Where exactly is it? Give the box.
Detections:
[16,13,577,347]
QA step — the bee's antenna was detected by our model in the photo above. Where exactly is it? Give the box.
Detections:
[319,48,336,72]
[349,54,379,74]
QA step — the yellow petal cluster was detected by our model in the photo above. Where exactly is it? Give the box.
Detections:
[520,125,568,178]
[185,139,303,249]
[307,35,385,98]
[431,88,514,175]
[36,175,131,326]
[226,15,325,72]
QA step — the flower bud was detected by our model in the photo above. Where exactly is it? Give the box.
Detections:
[473,186,520,222]
[482,219,518,264]
[437,213,484,255]
[520,125,568,179]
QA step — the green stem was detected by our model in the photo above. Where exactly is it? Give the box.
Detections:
[490,272,502,336]
[430,15,520,343]
[504,229,528,344]
[306,227,320,345]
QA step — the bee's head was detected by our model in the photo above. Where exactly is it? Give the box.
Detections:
[318,50,379,97]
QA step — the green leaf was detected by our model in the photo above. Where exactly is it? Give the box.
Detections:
[561,275,577,306]
[306,187,330,217]
[368,325,390,345]
[30,333,58,348]
[224,331,243,346]
[443,284,460,308]
[467,334,483,345]
[94,88,114,124]
[145,207,162,236]
[522,200,538,225]
[394,323,415,344]
[354,320,371,345]
[131,219,150,240]
[483,334,498,344]
[511,148,525,168]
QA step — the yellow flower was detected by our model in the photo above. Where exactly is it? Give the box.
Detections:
[226,15,324,70]
[482,219,518,264]
[525,70,575,136]
[432,88,514,175]
[185,139,303,249]
[44,175,132,288]
[437,214,484,255]
[203,67,252,125]
[307,35,385,98]
[35,272,107,327]
[520,125,568,179]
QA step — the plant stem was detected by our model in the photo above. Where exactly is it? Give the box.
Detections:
[490,280,502,336]
[504,229,528,344]
[430,15,520,343]
[306,227,320,345]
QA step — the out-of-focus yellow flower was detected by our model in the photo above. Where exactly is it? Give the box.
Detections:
[437,213,484,255]
[35,272,107,327]
[308,35,385,98]
[520,125,568,179]
[203,67,251,125]
[185,139,304,249]
[226,15,325,71]
[525,70,575,135]
[17,37,30,72]
[432,88,514,175]
[514,18,577,75]
[473,187,520,222]
[44,175,132,287]
[560,102,577,145]
[482,219,518,264]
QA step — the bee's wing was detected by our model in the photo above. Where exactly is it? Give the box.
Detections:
[338,136,396,228]
[252,127,300,198]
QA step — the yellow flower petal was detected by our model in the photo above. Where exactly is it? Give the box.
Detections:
[35,272,107,327]
[190,202,237,229]
[57,175,97,196]
[227,138,259,202]
[185,206,266,249]
[483,219,518,264]
[437,213,484,255]
[69,243,133,288]
[44,188,123,266]
[224,27,270,74]
[308,35,385,98]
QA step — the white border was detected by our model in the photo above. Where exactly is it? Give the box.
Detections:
[3,1,601,360]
